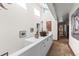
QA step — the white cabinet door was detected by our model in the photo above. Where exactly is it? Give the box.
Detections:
[40,35,53,56]
[50,35,53,41]
[19,34,53,56]
[19,43,41,56]
[45,36,53,54]
[49,36,53,45]
[40,39,47,56]
[45,38,50,53]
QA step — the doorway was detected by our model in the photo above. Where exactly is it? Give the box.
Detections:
[58,15,69,40]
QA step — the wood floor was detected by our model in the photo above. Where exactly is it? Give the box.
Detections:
[47,37,75,56]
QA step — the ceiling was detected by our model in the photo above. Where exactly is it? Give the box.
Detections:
[53,3,74,22]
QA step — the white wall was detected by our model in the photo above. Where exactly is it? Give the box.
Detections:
[42,4,58,40]
[52,20,58,40]
[47,3,57,20]
[0,3,58,55]
[0,3,41,55]
[69,3,79,56]
[47,4,58,40]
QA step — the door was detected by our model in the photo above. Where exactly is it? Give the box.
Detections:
[40,40,47,56]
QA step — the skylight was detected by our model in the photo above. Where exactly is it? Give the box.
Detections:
[34,8,40,17]
[16,2,27,9]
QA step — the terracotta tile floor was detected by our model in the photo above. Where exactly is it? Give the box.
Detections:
[47,37,75,56]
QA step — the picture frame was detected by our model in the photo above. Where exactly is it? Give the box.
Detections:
[71,8,79,40]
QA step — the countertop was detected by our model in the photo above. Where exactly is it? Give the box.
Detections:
[10,32,53,56]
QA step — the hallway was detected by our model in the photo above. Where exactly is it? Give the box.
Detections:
[47,37,75,56]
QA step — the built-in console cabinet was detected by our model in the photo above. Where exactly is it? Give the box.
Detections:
[19,34,53,56]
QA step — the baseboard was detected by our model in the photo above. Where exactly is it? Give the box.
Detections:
[68,43,75,56]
